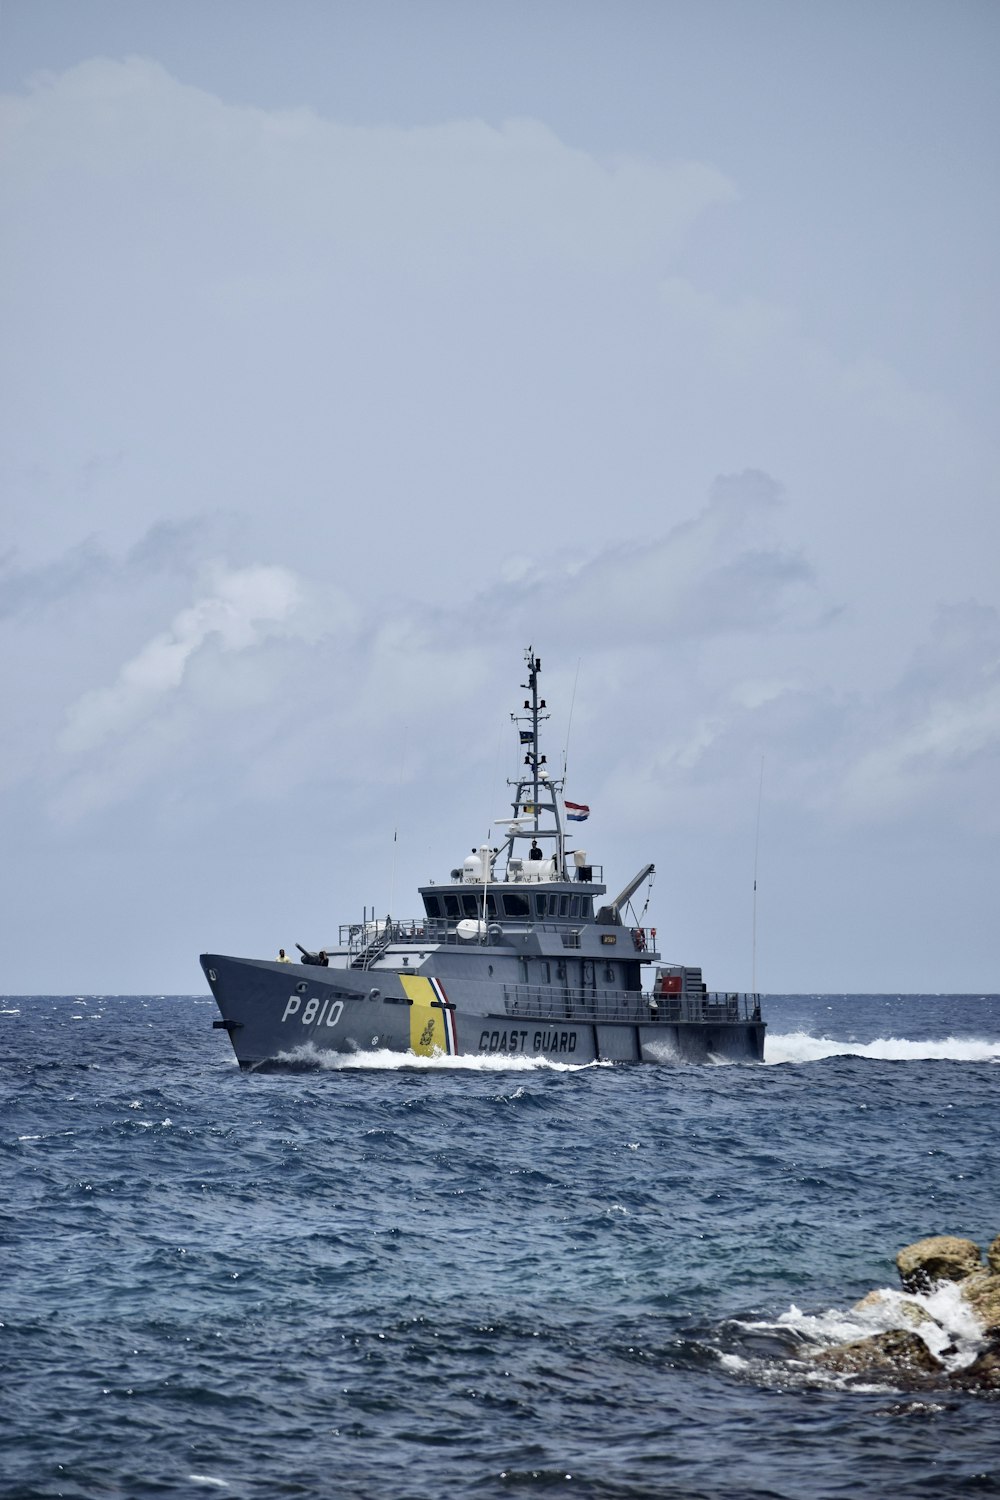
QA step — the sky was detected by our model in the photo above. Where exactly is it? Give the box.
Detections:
[1,0,998,994]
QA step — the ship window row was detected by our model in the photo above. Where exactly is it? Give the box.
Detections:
[423,891,592,921]
[516,959,628,986]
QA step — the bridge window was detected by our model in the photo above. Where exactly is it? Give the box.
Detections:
[503,892,530,918]
[423,894,442,918]
[444,893,461,918]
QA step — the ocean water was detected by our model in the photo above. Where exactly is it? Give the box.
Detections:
[2,994,1000,1500]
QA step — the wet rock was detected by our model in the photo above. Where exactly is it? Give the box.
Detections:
[959,1270,1000,1336]
[896,1235,982,1292]
[801,1232,1000,1394]
[988,1235,1000,1279]
[852,1289,937,1329]
[893,1232,1000,1336]
[815,1329,942,1379]
[949,1342,1000,1394]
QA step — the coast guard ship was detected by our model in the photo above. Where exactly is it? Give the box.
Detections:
[202,649,765,1069]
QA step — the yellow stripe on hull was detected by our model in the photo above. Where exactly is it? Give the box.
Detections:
[400,974,448,1056]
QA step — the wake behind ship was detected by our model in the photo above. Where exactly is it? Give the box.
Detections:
[201,650,765,1069]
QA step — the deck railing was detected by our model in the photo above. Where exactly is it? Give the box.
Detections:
[337,917,598,953]
[502,984,761,1025]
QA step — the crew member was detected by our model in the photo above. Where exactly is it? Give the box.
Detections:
[529,839,543,860]
[277,948,291,963]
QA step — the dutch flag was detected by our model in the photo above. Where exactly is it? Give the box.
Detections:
[565,801,590,822]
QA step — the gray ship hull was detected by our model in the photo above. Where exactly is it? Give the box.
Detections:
[202,953,765,1070]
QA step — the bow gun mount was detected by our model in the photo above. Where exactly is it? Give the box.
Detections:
[596,863,655,926]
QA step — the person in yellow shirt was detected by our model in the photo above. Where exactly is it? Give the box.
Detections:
[277,948,292,962]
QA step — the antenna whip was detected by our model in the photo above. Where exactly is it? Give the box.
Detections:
[562,658,582,780]
[751,756,764,996]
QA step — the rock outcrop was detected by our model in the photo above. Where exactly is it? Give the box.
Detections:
[949,1341,1000,1393]
[960,1269,1000,1336]
[896,1234,983,1291]
[851,1289,936,1329]
[811,1231,1000,1393]
[815,1328,941,1379]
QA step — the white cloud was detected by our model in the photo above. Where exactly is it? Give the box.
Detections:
[840,602,1000,825]
[59,564,302,754]
[477,468,830,651]
[1,57,736,279]
[844,688,1000,816]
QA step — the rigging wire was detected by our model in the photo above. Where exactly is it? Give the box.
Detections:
[482,715,507,925]
[625,871,656,928]
[388,725,408,920]
[561,657,582,782]
[751,755,764,996]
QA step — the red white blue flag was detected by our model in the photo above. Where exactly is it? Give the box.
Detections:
[565,801,590,821]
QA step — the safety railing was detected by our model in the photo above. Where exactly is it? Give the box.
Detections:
[336,917,622,955]
[502,984,761,1024]
[339,919,439,955]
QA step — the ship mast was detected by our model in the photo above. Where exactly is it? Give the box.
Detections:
[508,647,566,875]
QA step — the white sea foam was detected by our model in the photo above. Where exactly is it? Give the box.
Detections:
[765,1031,1000,1065]
[739,1279,987,1373]
[271,1041,605,1072]
[640,1038,682,1063]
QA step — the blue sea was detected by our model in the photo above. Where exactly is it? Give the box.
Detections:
[3,994,1000,1499]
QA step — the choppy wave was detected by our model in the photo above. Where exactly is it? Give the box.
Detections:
[5,992,1000,1500]
[765,1031,1000,1065]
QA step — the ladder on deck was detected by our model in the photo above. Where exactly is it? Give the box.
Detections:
[350,925,394,970]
